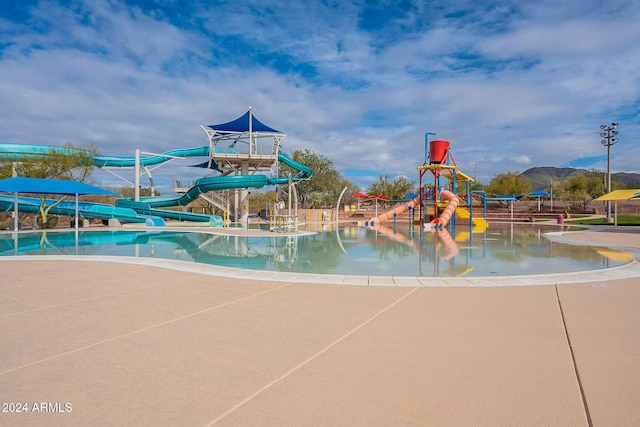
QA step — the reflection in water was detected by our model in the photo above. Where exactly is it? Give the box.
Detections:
[0,223,631,277]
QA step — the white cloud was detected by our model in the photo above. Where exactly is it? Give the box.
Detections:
[1,0,639,193]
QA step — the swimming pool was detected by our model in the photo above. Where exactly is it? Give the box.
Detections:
[0,223,632,277]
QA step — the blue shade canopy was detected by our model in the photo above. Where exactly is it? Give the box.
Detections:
[0,177,118,195]
[190,160,221,171]
[529,190,550,197]
[493,194,524,200]
[206,110,282,133]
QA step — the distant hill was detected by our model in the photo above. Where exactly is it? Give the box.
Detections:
[520,167,640,191]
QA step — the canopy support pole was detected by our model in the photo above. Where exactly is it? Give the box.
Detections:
[249,106,253,155]
[75,193,79,230]
[13,191,18,232]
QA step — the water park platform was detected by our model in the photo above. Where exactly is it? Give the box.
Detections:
[209,152,279,170]
[1,227,639,426]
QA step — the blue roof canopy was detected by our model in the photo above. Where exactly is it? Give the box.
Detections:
[206,110,282,134]
[529,190,550,197]
[494,194,524,200]
[0,177,117,195]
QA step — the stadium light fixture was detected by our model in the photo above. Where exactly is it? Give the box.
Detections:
[600,122,620,223]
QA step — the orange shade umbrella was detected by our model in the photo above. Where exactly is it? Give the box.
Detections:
[351,192,368,210]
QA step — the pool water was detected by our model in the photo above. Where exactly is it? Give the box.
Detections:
[0,223,631,277]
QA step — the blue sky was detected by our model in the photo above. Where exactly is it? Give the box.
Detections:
[1,0,639,192]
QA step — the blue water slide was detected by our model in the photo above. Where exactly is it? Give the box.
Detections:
[1,142,311,180]
[0,142,226,167]
[93,146,215,167]
[1,143,311,224]
[0,194,160,224]
[116,152,311,211]
[0,143,91,160]
[268,152,312,185]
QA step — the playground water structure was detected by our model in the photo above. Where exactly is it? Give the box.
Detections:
[362,138,486,234]
[0,109,312,227]
[0,223,634,279]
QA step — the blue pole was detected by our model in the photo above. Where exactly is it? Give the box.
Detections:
[425,132,436,164]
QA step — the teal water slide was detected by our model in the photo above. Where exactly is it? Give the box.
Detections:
[0,143,311,225]
[116,152,311,209]
[0,194,156,224]
[0,143,214,168]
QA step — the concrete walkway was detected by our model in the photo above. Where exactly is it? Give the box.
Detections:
[1,228,639,426]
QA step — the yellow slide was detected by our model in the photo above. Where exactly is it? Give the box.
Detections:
[456,206,489,231]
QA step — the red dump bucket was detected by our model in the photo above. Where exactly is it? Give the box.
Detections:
[429,140,450,164]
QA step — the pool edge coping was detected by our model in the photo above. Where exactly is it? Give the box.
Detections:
[1,227,639,287]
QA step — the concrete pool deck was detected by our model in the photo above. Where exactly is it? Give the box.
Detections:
[1,227,639,426]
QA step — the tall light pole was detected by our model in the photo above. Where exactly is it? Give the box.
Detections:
[424,132,436,164]
[600,122,619,223]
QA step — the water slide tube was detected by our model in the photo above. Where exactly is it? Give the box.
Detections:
[0,143,216,168]
[0,143,227,224]
[0,193,222,226]
[0,143,311,224]
[0,194,154,224]
[362,196,421,227]
[0,143,311,178]
[115,152,311,211]
[425,190,459,230]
